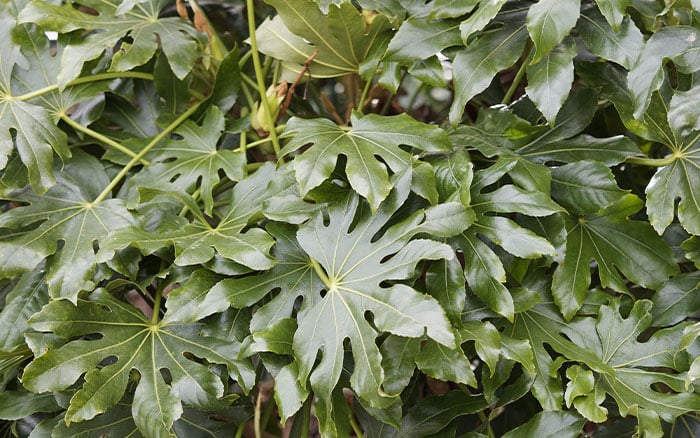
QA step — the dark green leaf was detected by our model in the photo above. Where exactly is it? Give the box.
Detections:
[0,390,59,420]
[385,17,461,63]
[651,272,700,327]
[459,0,508,43]
[502,411,585,437]
[551,161,629,214]
[0,267,48,351]
[577,7,643,69]
[396,391,488,437]
[594,0,632,31]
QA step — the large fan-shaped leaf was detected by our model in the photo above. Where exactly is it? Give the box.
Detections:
[99,164,277,271]
[255,0,391,80]
[0,153,136,302]
[22,290,253,436]
[18,0,204,87]
[281,112,451,211]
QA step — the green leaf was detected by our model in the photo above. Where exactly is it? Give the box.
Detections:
[526,0,580,64]
[0,267,49,352]
[18,0,204,87]
[0,19,71,193]
[385,17,461,63]
[564,365,608,422]
[651,272,700,327]
[0,390,59,420]
[627,26,700,119]
[99,163,277,270]
[380,336,420,396]
[429,0,479,19]
[450,21,528,124]
[281,112,451,211]
[594,0,632,31]
[552,195,678,319]
[162,268,223,323]
[293,178,457,411]
[22,290,252,436]
[0,153,136,302]
[459,0,508,43]
[577,7,643,69]
[551,161,629,215]
[525,37,577,122]
[136,107,246,215]
[646,140,700,235]
[683,236,700,268]
[416,337,477,387]
[669,84,700,139]
[256,0,391,79]
[502,411,585,437]
[396,391,488,437]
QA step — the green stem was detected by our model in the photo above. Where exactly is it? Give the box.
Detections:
[93,102,202,204]
[501,43,532,105]
[246,0,281,156]
[59,113,150,165]
[254,387,263,438]
[15,71,154,101]
[625,154,678,167]
[234,422,246,438]
[150,283,164,325]
[358,78,373,111]
[349,414,364,438]
[300,397,311,438]
[310,258,331,288]
[238,49,253,68]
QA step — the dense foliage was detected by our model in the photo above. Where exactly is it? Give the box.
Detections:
[0,0,699,436]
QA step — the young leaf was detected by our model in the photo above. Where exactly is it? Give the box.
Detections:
[18,0,204,87]
[0,153,136,302]
[281,112,451,211]
[552,195,678,319]
[526,0,580,64]
[22,290,253,436]
[256,0,392,79]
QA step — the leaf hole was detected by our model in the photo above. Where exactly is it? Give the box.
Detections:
[160,368,173,384]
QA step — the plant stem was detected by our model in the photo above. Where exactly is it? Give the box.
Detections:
[349,414,364,438]
[93,102,201,204]
[150,283,164,325]
[59,113,150,165]
[15,71,154,101]
[310,258,332,288]
[501,42,532,105]
[625,154,678,167]
[358,78,373,111]
[254,386,263,438]
[246,0,281,156]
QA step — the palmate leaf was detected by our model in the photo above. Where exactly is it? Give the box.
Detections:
[0,17,70,193]
[210,172,467,433]
[99,163,277,271]
[18,0,204,87]
[510,297,700,428]
[255,0,391,80]
[136,107,246,215]
[434,151,561,320]
[281,112,451,211]
[552,194,678,319]
[22,290,253,437]
[0,152,136,302]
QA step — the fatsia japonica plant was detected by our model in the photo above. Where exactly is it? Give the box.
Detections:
[0,0,699,436]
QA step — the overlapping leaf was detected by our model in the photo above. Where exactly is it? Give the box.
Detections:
[135,107,246,215]
[525,37,577,121]
[526,0,580,64]
[256,0,392,80]
[510,296,700,427]
[99,163,277,270]
[0,267,49,352]
[18,0,204,87]
[434,151,561,320]
[22,290,253,436]
[281,112,451,211]
[552,194,678,319]
[0,153,136,302]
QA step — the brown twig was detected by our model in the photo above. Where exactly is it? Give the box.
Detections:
[277,50,318,122]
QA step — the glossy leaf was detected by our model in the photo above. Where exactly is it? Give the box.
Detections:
[577,7,643,69]
[552,195,678,319]
[0,267,49,351]
[281,112,451,211]
[450,21,528,124]
[385,17,461,63]
[256,0,391,79]
[18,0,204,87]
[526,0,580,64]
[459,0,508,43]
[502,411,585,437]
[0,153,136,302]
[525,37,577,122]
[22,290,253,436]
